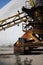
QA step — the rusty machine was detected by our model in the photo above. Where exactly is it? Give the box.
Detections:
[0,0,43,54]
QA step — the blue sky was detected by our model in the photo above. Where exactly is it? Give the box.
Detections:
[0,0,11,9]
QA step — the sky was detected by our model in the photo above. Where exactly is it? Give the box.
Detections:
[0,0,11,9]
[0,0,27,45]
[0,0,43,45]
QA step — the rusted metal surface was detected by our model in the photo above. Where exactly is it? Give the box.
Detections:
[14,31,43,54]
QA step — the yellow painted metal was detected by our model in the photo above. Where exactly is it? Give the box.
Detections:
[0,0,37,31]
[0,12,24,22]
[29,0,35,7]
[0,0,35,23]
[0,18,26,31]
[0,11,27,31]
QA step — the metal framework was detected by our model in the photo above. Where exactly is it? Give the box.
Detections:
[0,12,27,31]
[0,0,43,45]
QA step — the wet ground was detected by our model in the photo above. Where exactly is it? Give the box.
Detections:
[0,46,43,65]
[0,53,43,65]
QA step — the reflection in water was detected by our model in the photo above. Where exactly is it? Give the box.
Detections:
[0,54,33,65]
[0,62,14,65]
[24,58,32,65]
[15,54,33,65]
[15,54,22,65]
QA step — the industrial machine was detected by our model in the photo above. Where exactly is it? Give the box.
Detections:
[0,0,43,54]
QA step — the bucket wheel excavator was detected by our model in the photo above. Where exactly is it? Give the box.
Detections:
[0,0,43,54]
